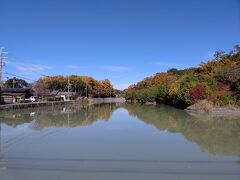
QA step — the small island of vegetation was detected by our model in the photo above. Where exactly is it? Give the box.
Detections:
[124,45,240,111]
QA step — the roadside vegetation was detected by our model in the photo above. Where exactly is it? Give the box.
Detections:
[125,45,240,108]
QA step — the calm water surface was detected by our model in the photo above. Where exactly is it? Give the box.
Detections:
[0,103,239,180]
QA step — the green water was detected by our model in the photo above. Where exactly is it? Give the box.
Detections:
[0,103,239,180]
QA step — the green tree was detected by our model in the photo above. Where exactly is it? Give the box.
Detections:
[4,77,28,88]
[156,84,169,103]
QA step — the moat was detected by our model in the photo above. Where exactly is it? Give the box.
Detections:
[0,103,239,180]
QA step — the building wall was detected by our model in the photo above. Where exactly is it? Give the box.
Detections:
[88,97,126,105]
[2,96,14,104]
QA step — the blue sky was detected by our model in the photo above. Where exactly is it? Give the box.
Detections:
[1,0,240,89]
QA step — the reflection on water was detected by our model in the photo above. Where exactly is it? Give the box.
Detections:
[125,104,240,157]
[0,103,239,180]
[1,104,239,157]
[0,103,117,129]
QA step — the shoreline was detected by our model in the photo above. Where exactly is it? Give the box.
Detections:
[185,106,240,114]
[0,97,126,111]
[0,101,74,111]
[1,98,240,115]
[185,100,240,114]
[126,100,240,114]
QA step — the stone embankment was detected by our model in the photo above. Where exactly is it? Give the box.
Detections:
[186,106,240,114]
[0,98,126,111]
[88,97,125,105]
[0,101,73,111]
[185,100,240,115]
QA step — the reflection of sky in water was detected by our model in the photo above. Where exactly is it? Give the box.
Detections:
[0,104,239,180]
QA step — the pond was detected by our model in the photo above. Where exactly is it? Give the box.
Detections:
[0,103,239,180]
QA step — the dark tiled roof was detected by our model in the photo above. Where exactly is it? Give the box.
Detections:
[0,88,30,93]
[1,93,26,97]
[49,90,59,96]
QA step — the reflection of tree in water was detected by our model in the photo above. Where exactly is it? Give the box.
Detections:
[0,113,33,128]
[0,118,6,169]
[0,104,119,130]
[1,103,239,157]
[125,103,240,157]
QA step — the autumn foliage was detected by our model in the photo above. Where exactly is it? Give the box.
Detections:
[190,84,206,102]
[125,45,240,107]
[34,75,115,98]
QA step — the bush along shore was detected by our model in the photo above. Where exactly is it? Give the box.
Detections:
[124,45,240,112]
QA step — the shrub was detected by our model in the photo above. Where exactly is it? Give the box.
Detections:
[136,87,158,103]
[125,89,137,101]
[190,84,206,102]
[231,79,240,92]
[156,84,169,103]
[213,92,237,106]
[197,74,218,92]
[177,86,192,106]
[168,74,197,106]
[215,66,240,85]
[173,74,217,106]
[82,98,89,108]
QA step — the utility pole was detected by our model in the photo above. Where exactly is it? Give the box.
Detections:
[67,77,70,101]
[0,47,8,104]
[85,85,88,98]
[13,78,15,88]
[97,86,100,98]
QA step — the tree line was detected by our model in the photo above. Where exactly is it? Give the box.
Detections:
[3,75,116,98]
[35,75,115,98]
[125,45,240,107]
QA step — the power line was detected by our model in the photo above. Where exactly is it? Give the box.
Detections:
[4,72,36,82]
[6,53,80,79]
[2,50,80,86]
[5,58,52,77]
[3,72,36,82]
[6,52,43,67]
[5,53,55,77]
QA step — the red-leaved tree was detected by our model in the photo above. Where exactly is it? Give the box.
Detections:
[190,84,206,102]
